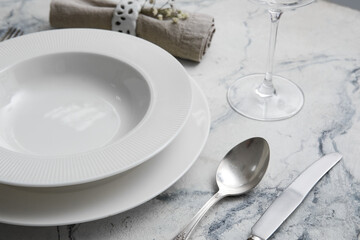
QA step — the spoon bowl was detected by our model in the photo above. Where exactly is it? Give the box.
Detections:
[216,137,270,195]
[173,137,270,240]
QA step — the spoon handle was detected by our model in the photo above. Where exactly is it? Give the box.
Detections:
[173,191,225,240]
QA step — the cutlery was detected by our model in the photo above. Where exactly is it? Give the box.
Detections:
[0,27,23,42]
[174,137,270,240]
[248,152,342,240]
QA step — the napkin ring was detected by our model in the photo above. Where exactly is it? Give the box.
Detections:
[112,0,141,35]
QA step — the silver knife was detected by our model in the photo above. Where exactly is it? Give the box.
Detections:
[248,152,342,240]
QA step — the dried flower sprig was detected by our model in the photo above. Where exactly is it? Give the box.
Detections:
[139,0,188,23]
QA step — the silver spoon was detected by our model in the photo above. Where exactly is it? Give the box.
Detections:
[173,137,270,240]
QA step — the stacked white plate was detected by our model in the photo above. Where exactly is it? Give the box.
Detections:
[0,29,210,226]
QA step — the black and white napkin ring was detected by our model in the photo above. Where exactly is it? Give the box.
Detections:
[112,0,141,35]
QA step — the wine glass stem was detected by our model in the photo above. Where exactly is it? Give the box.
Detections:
[257,9,283,97]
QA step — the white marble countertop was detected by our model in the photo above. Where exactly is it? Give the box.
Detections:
[1,0,360,239]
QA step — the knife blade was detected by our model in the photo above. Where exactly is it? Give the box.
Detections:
[248,152,342,240]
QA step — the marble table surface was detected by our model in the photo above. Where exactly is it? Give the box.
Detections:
[1,0,360,239]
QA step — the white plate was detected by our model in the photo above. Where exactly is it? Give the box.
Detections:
[0,29,192,187]
[0,78,209,226]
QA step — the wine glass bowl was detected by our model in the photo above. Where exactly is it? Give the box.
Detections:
[227,0,314,121]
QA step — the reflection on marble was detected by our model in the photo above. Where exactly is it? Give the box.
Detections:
[0,0,360,239]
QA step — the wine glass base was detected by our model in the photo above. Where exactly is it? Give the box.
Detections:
[227,74,304,121]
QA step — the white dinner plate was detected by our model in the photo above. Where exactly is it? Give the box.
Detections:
[0,29,192,187]
[0,78,210,226]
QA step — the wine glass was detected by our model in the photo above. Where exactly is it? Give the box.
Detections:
[227,0,314,121]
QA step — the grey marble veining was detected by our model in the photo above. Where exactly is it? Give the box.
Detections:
[0,0,360,239]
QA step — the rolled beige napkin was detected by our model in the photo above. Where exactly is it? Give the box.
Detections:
[50,0,215,62]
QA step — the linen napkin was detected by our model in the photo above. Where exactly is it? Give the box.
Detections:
[49,0,215,62]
